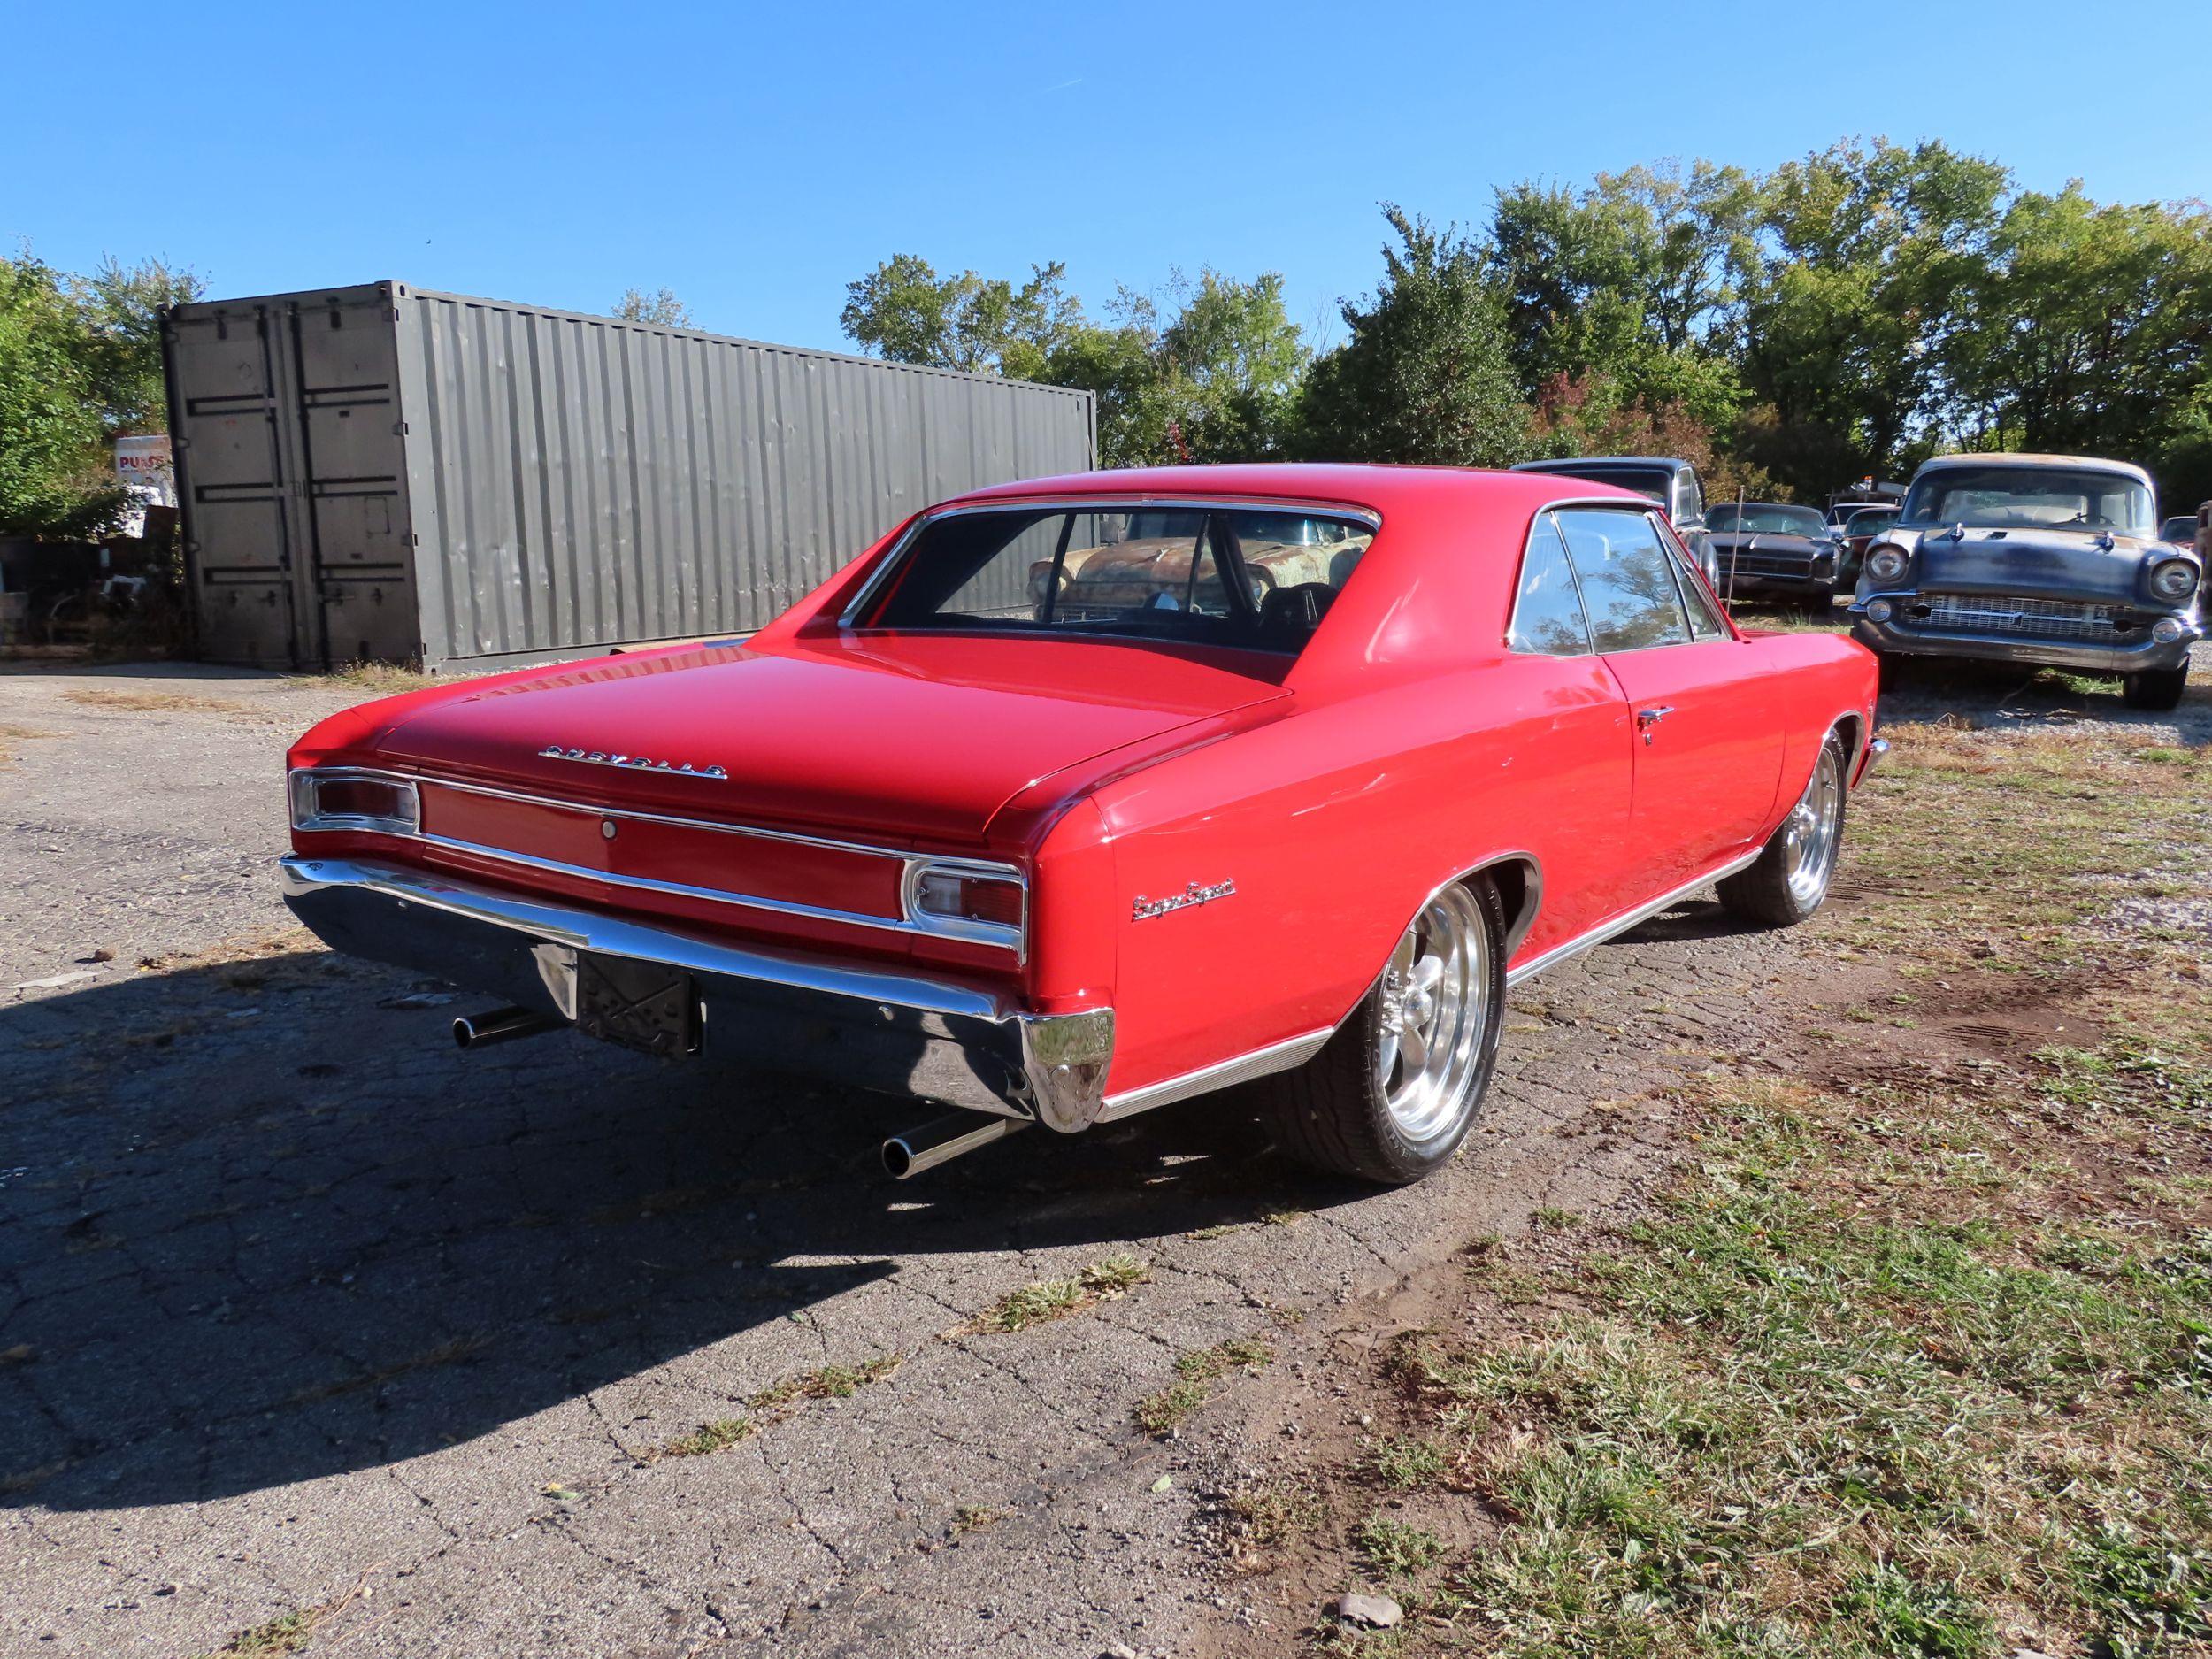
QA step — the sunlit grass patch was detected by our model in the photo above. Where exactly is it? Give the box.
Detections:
[1391,1080,2212,1655]
[971,1254,1151,1334]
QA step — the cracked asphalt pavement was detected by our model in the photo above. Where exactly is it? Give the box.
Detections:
[4,661,1863,1656]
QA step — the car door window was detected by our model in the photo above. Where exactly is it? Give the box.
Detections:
[1676,471,1704,524]
[1654,513,1728,640]
[1507,512,1592,655]
[1555,508,1691,653]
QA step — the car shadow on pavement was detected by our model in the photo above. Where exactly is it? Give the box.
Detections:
[0,952,1356,1513]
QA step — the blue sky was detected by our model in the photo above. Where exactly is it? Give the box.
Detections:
[9,0,2208,354]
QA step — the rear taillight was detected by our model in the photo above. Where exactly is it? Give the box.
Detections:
[903,858,1025,949]
[289,769,421,836]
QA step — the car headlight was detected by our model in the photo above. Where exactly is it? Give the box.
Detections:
[2148,557,2200,604]
[1865,545,1909,585]
[289,768,420,835]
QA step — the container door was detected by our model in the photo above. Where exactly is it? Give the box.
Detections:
[167,304,300,667]
[281,293,417,669]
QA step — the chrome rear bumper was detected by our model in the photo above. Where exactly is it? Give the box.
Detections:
[279,855,1114,1132]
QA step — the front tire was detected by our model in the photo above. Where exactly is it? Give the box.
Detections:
[1262,877,1506,1185]
[2122,667,2188,711]
[1718,729,1847,928]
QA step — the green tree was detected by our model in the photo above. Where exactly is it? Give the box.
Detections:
[1,255,119,537]
[1295,207,1528,466]
[73,257,204,435]
[614,288,695,327]
[841,257,1304,465]
[1043,271,1305,465]
[1732,139,2007,495]
[839,256,1080,377]
[1947,188,2212,471]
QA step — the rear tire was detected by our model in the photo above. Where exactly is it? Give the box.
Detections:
[2122,667,2188,711]
[1718,729,1847,928]
[1262,876,1507,1186]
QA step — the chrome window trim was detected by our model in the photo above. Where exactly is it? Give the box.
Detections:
[838,495,1384,629]
[288,765,1026,953]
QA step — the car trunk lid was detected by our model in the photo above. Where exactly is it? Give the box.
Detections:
[368,634,1290,845]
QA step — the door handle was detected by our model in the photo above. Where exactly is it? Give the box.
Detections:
[1636,706,1673,745]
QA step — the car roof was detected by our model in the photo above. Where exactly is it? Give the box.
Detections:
[1509,455,1691,475]
[941,462,1645,520]
[1912,452,2153,485]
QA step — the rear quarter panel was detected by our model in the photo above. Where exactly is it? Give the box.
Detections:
[1086,653,1637,1099]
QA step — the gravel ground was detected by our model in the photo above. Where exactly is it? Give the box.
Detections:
[0,648,2201,1658]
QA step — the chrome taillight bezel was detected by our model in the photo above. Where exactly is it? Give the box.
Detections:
[900,856,1027,952]
[288,767,422,837]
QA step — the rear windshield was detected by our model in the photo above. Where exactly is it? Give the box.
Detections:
[1842,505,1899,529]
[2161,516,2198,542]
[1528,463,1673,504]
[858,505,1376,655]
[1900,465,2154,536]
[1708,503,1827,536]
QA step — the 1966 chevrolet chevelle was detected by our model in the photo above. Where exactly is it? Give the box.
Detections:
[281,465,1883,1185]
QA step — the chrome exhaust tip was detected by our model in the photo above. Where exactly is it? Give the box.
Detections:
[881,1113,1029,1180]
[453,1007,559,1049]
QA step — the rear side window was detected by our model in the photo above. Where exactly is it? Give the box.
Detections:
[1676,470,1704,523]
[1508,512,1592,655]
[1555,508,1691,652]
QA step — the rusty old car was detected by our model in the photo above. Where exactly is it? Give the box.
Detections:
[280,465,1882,1186]
[1849,454,2201,710]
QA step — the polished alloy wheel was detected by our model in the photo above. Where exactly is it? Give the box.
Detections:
[1781,741,1844,906]
[1374,884,1493,1141]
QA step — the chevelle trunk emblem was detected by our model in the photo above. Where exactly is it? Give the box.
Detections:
[539,746,727,780]
[1133,879,1236,921]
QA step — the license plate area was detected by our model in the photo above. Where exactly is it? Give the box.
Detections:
[576,954,701,1057]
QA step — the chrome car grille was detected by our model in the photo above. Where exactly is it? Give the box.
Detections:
[1916,593,2128,641]
[1718,550,1816,579]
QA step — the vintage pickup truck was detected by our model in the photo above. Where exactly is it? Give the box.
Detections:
[281,465,1881,1185]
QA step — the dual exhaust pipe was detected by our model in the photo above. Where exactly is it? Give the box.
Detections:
[451,1006,1028,1178]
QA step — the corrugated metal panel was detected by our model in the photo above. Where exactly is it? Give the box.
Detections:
[390,286,1094,668]
[170,281,1095,671]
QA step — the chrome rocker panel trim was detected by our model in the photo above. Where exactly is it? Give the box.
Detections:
[1098,1029,1333,1124]
[279,855,1108,1132]
[1503,849,1762,988]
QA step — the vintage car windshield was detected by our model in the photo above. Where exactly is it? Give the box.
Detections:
[1708,503,1828,536]
[1842,506,1898,531]
[1900,466,2155,537]
[2160,515,2198,544]
[860,504,1375,656]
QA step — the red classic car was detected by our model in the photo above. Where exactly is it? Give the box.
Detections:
[281,465,1884,1185]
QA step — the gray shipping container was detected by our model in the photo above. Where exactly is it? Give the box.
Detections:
[164,281,1097,672]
